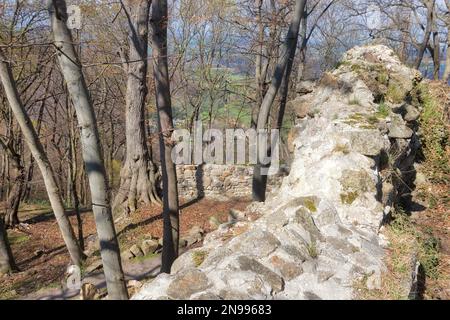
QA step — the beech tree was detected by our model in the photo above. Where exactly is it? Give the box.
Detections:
[151,0,181,273]
[48,0,128,299]
[113,0,161,217]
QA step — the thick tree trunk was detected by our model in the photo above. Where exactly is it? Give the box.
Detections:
[252,0,307,202]
[0,48,83,266]
[48,0,128,299]
[151,0,180,274]
[113,0,161,218]
[0,215,18,275]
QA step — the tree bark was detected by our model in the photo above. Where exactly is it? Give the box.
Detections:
[0,48,84,266]
[414,0,435,70]
[252,0,265,129]
[48,0,128,299]
[295,4,308,90]
[151,0,180,274]
[113,0,161,218]
[443,0,450,82]
[67,101,84,250]
[0,138,24,228]
[252,0,307,202]
[0,215,18,275]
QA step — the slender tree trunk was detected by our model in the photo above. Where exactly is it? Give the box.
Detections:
[48,0,128,299]
[431,6,440,80]
[151,0,180,274]
[399,9,411,64]
[0,139,24,228]
[442,0,450,82]
[295,5,308,91]
[252,0,265,129]
[0,48,84,266]
[252,0,307,202]
[0,215,18,275]
[68,102,84,250]
[414,0,435,70]
[113,0,161,218]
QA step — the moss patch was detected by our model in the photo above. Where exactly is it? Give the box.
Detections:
[340,192,359,205]
[192,250,208,267]
[304,199,317,213]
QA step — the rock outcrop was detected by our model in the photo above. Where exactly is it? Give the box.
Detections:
[133,45,423,300]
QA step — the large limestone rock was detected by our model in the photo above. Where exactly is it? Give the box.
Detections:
[133,45,422,300]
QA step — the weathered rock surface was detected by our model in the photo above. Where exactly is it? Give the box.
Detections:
[133,45,422,300]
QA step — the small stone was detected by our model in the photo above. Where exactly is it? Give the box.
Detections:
[141,239,159,255]
[404,104,420,122]
[388,115,413,139]
[85,259,103,274]
[34,249,44,257]
[166,269,211,299]
[237,256,284,293]
[127,280,143,289]
[270,255,303,280]
[228,209,245,222]
[122,250,134,260]
[188,226,204,237]
[129,244,144,258]
[208,216,221,230]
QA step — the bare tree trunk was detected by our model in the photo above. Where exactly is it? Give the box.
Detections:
[113,0,161,218]
[252,0,307,202]
[252,0,265,129]
[399,8,411,64]
[0,48,84,266]
[414,0,435,70]
[443,0,450,82]
[48,0,128,299]
[151,0,180,274]
[431,4,440,80]
[295,4,308,90]
[0,138,24,228]
[0,215,18,275]
[68,102,84,250]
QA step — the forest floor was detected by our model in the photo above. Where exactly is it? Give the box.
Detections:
[0,197,251,300]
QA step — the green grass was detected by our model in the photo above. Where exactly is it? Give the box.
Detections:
[376,102,390,118]
[418,83,450,183]
[356,207,442,299]
[7,232,30,245]
[132,252,159,263]
[386,84,405,104]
